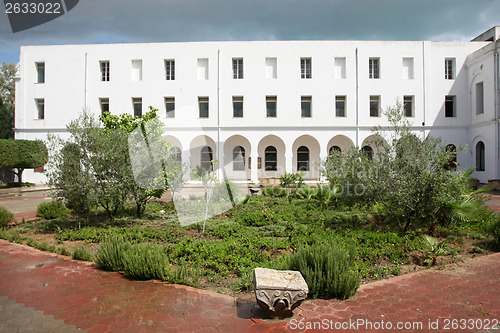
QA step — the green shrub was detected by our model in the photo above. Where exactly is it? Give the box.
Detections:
[72,246,94,262]
[490,216,500,249]
[0,205,14,227]
[95,235,130,271]
[281,241,360,299]
[122,243,169,280]
[262,186,286,197]
[36,201,70,219]
[0,228,23,243]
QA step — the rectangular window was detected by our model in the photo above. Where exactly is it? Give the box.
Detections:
[445,95,456,117]
[131,59,142,81]
[132,98,142,118]
[445,58,455,80]
[35,98,44,119]
[335,96,346,117]
[99,98,109,115]
[370,96,380,117]
[265,57,277,79]
[233,58,243,79]
[334,57,346,79]
[266,96,277,117]
[369,58,380,79]
[199,97,209,118]
[402,57,414,79]
[165,59,175,80]
[301,58,312,79]
[233,96,243,118]
[100,61,110,81]
[165,97,175,118]
[36,62,45,83]
[476,82,484,115]
[197,58,209,80]
[404,95,414,117]
[301,96,312,117]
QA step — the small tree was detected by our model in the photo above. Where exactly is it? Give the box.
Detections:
[193,160,219,233]
[0,139,48,183]
[279,172,304,203]
[0,62,16,140]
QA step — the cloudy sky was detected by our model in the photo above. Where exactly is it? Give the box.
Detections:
[0,0,499,64]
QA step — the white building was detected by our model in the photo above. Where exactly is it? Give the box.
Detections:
[14,26,500,184]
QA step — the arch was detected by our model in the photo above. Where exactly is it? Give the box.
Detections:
[190,135,216,170]
[258,135,285,178]
[476,141,485,171]
[361,134,387,160]
[327,135,354,154]
[163,135,182,151]
[223,135,251,180]
[297,146,310,171]
[292,134,320,179]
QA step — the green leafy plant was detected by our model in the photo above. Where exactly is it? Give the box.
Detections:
[121,243,169,280]
[420,235,449,266]
[0,205,14,228]
[280,241,360,299]
[72,246,94,262]
[95,235,130,271]
[279,172,304,203]
[36,201,70,219]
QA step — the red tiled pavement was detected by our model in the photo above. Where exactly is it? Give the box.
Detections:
[0,240,499,332]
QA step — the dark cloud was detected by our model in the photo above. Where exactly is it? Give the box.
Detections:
[0,0,498,63]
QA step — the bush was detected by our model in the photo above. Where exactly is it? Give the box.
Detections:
[122,243,169,280]
[0,205,14,227]
[72,246,94,262]
[95,235,130,271]
[0,228,23,242]
[36,201,70,219]
[490,216,500,249]
[281,241,360,299]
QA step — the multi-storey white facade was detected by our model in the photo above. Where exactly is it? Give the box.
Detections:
[15,27,500,184]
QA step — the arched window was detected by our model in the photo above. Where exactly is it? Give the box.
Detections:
[445,144,457,171]
[297,146,310,171]
[264,146,277,171]
[329,146,341,155]
[361,145,373,160]
[169,146,182,163]
[233,146,245,171]
[200,146,213,171]
[476,141,485,171]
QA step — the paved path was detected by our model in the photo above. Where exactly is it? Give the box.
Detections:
[0,240,499,332]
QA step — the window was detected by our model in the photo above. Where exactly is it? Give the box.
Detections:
[329,146,341,155]
[165,60,175,80]
[476,82,484,115]
[445,58,455,80]
[200,146,213,171]
[265,57,277,79]
[402,57,414,79]
[100,61,110,81]
[476,141,485,171]
[370,96,380,117]
[404,95,414,117]
[361,146,373,159]
[35,98,44,119]
[445,95,456,117]
[369,58,380,79]
[301,96,312,118]
[131,60,142,81]
[334,57,346,79]
[199,97,209,118]
[297,146,309,171]
[266,96,277,117]
[233,96,243,118]
[99,98,109,115]
[264,146,277,171]
[233,58,243,79]
[36,62,45,83]
[300,58,312,79]
[335,96,346,117]
[233,146,245,171]
[169,146,182,163]
[132,98,142,118]
[165,97,175,118]
[197,58,209,80]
